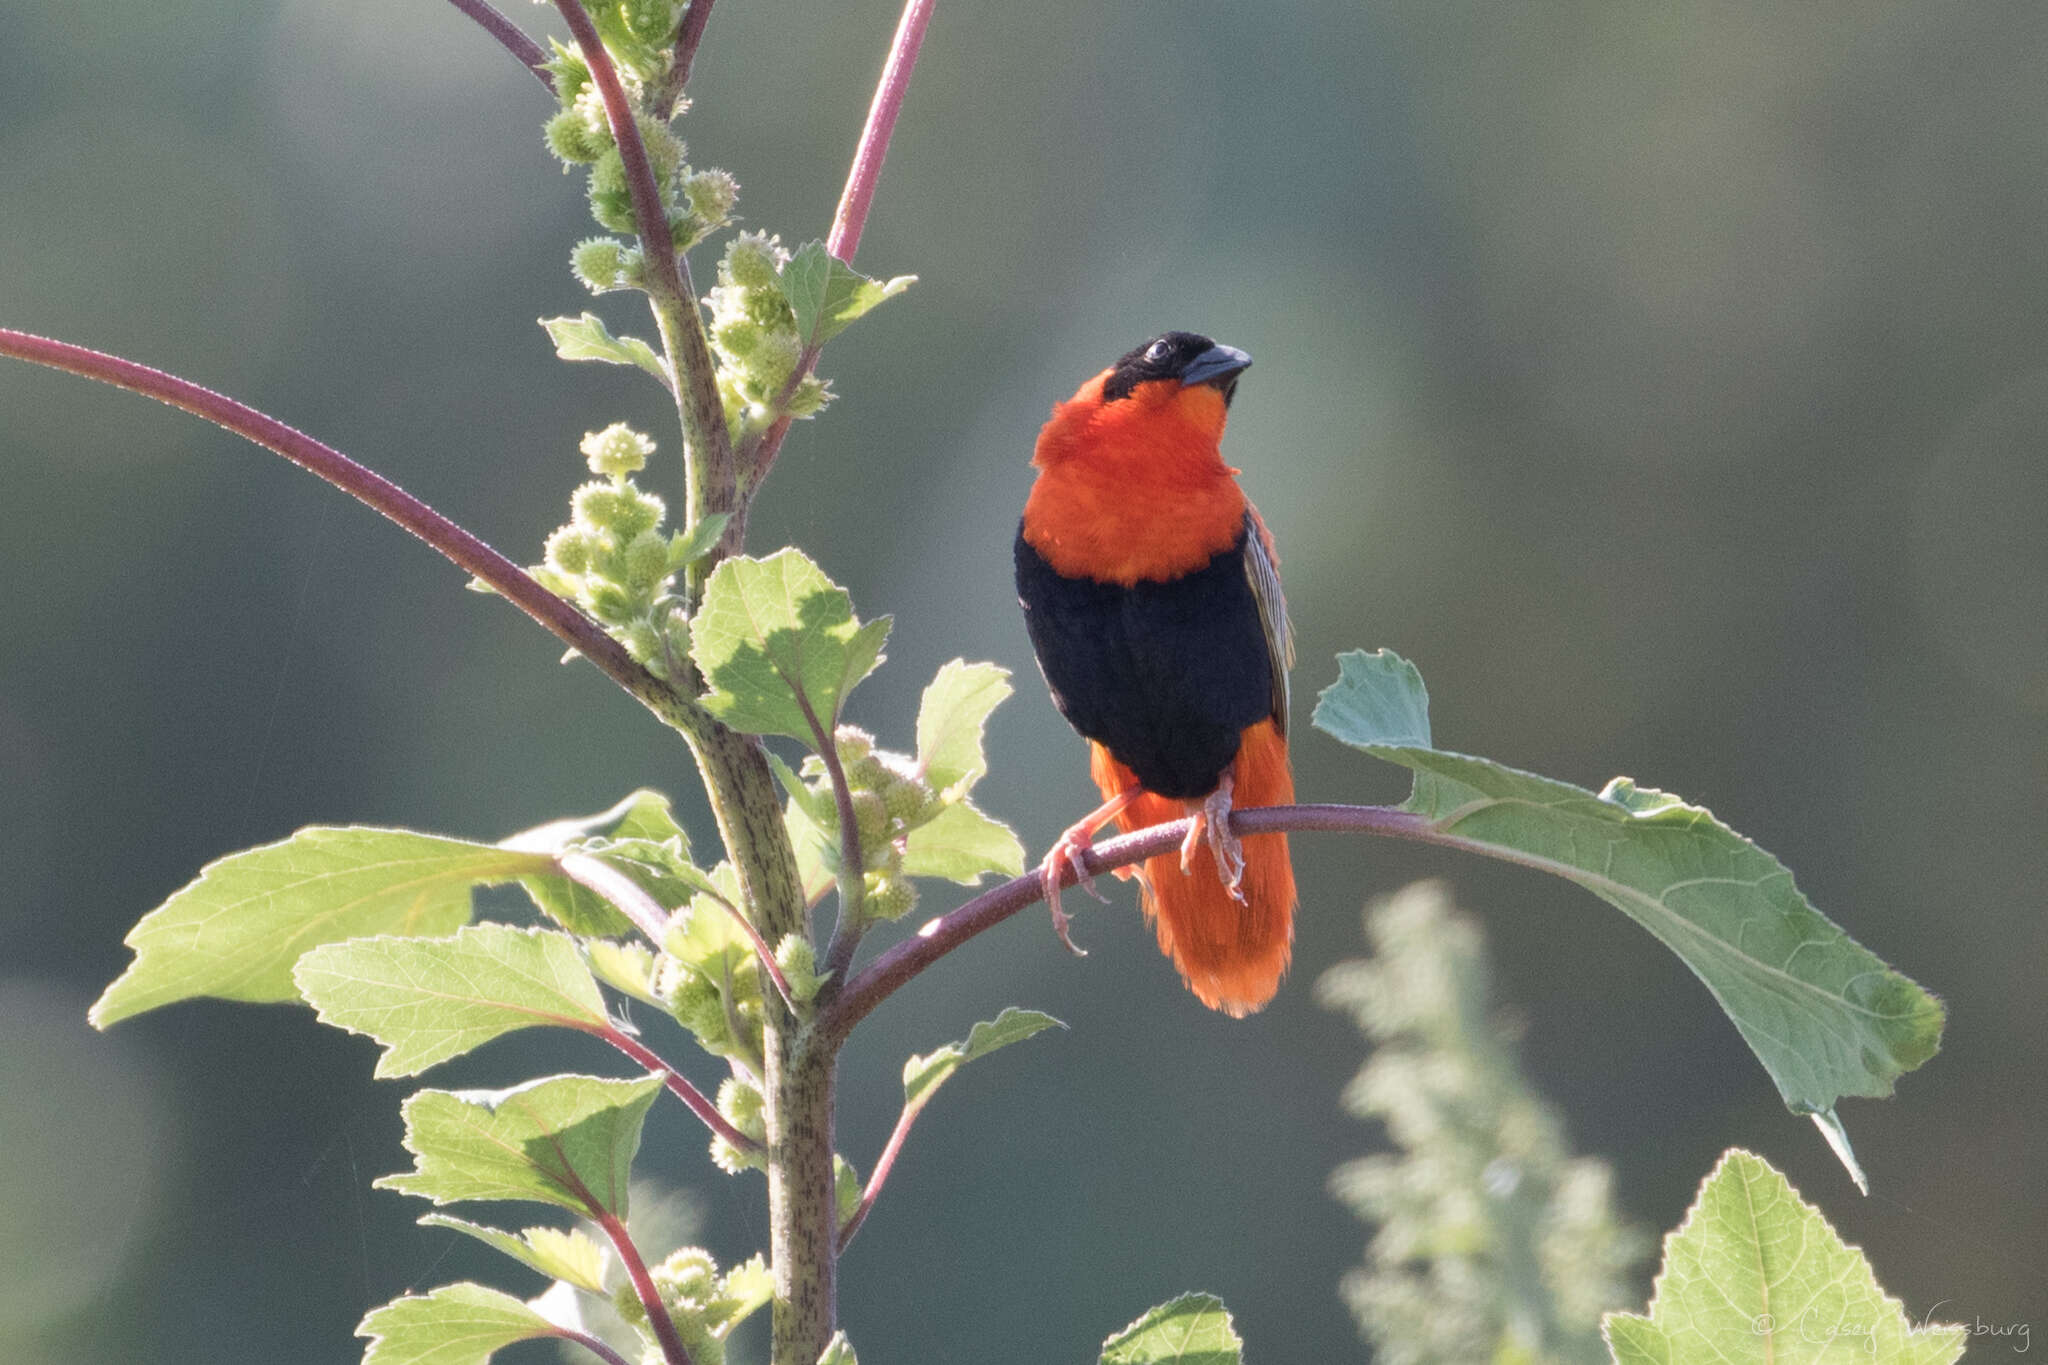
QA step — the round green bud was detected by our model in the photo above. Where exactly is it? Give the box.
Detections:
[653,1247,718,1305]
[711,314,763,363]
[716,1076,767,1140]
[570,236,628,293]
[544,523,596,575]
[585,582,636,625]
[619,618,664,664]
[612,485,666,539]
[543,107,607,165]
[683,168,738,225]
[623,0,678,44]
[570,479,628,529]
[865,875,916,921]
[882,774,935,824]
[622,529,671,592]
[588,159,638,235]
[547,49,592,104]
[580,422,656,477]
[842,755,888,792]
[834,726,875,763]
[868,840,905,877]
[784,375,831,419]
[722,231,784,290]
[851,791,889,847]
[636,117,685,190]
[611,1277,649,1326]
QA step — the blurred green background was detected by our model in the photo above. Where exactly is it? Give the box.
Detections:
[4,2,2044,1360]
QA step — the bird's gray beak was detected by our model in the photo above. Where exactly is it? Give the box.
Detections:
[1178,343,1253,389]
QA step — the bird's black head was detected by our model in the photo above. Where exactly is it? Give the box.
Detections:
[1101,331,1253,405]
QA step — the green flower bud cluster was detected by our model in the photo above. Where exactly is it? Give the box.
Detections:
[613,1244,763,1365]
[656,885,766,1072]
[705,232,831,441]
[532,423,705,679]
[1317,882,1649,1363]
[798,725,945,922]
[711,1076,766,1174]
[540,34,738,284]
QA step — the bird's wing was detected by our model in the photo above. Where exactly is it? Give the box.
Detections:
[1242,505,1294,735]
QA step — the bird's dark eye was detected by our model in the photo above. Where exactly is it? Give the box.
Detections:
[1144,340,1170,363]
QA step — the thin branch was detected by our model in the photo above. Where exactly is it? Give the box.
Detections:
[817,803,1447,1047]
[444,0,555,91]
[555,1328,636,1365]
[828,0,937,263]
[742,0,936,501]
[652,0,718,116]
[597,1024,763,1155]
[594,1208,696,1365]
[0,327,696,717]
[803,701,869,993]
[550,0,738,553]
[714,894,799,1013]
[835,1094,919,1254]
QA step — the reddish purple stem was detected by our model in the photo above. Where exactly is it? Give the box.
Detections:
[594,1207,696,1365]
[599,1025,762,1155]
[443,0,554,90]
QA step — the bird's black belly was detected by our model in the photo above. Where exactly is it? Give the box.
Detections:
[1015,526,1273,800]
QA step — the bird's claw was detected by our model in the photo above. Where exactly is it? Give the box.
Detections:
[1180,774,1247,903]
[1039,833,1102,957]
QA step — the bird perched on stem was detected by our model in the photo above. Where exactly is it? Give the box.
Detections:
[1014,332,1296,1016]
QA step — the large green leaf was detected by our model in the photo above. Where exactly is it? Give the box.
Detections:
[778,241,915,347]
[417,1214,612,1294]
[377,1073,663,1217]
[294,925,609,1077]
[1604,1150,1965,1363]
[357,1282,562,1365]
[1313,650,1945,1187]
[902,1007,1064,1110]
[915,659,1011,796]
[1100,1293,1244,1365]
[690,549,890,743]
[91,828,549,1027]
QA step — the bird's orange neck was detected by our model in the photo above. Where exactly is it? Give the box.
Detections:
[1021,372,1247,585]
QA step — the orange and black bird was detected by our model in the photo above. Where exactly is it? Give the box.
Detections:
[1015,332,1297,1016]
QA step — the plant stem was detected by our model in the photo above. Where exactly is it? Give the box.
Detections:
[551,0,737,572]
[742,0,937,501]
[598,1025,762,1155]
[652,0,719,116]
[834,1090,921,1253]
[444,0,554,90]
[556,1328,636,1365]
[595,1208,696,1365]
[818,803,1440,1047]
[0,327,692,717]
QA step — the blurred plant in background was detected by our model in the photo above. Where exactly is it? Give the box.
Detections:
[1319,881,1649,1363]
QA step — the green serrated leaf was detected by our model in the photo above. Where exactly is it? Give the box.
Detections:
[499,790,684,856]
[91,828,551,1027]
[664,869,753,982]
[816,1331,859,1365]
[506,790,714,936]
[294,925,607,1077]
[418,1214,612,1294]
[767,749,839,831]
[903,1006,1064,1110]
[1100,1292,1244,1365]
[915,660,1012,797]
[1603,1149,1965,1364]
[539,312,668,382]
[1312,649,1944,1181]
[357,1282,559,1365]
[377,1073,664,1216]
[583,938,662,1006]
[690,549,891,743]
[778,241,915,347]
[900,800,1025,885]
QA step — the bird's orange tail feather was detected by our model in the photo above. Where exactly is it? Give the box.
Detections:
[1090,720,1296,1016]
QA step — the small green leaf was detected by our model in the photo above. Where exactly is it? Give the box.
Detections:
[539,312,668,381]
[499,790,686,856]
[377,1073,664,1216]
[583,938,662,1006]
[1603,1149,1966,1364]
[900,801,1026,884]
[903,1007,1064,1110]
[418,1214,611,1294]
[1100,1293,1244,1365]
[778,241,915,347]
[767,750,838,831]
[690,549,891,743]
[294,925,608,1077]
[816,1331,859,1365]
[664,867,753,982]
[668,512,732,572]
[507,790,715,936]
[358,1282,560,1365]
[915,660,1012,797]
[1313,648,1945,1182]
[717,1253,774,1337]
[92,828,551,1027]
